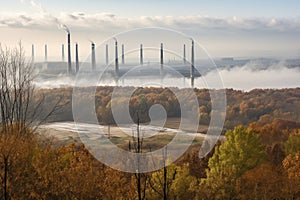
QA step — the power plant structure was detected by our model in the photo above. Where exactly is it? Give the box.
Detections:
[106,44,109,65]
[140,44,143,65]
[44,44,47,62]
[75,43,79,73]
[67,32,72,74]
[160,43,164,75]
[31,44,34,63]
[122,44,125,65]
[160,43,164,65]
[114,38,119,74]
[31,38,199,87]
[91,41,96,70]
[62,44,65,62]
[183,44,186,64]
[190,39,195,88]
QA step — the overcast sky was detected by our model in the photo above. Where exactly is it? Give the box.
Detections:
[0,0,300,60]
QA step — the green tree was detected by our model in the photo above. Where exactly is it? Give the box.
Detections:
[201,126,266,199]
[147,163,196,200]
[171,163,196,200]
[284,132,300,156]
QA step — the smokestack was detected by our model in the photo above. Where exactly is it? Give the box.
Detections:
[62,44,65,62]
[67,33,72,74]
[44,44,47,62]
[160,43,164,76]
[114,38,119,73]
[190,40,195,88]
[106,44,109,65]
[183,44,186,64]
[140,44,143,65]
[122,44,125,65]
[160,43,164,65]
[31,44,34,63]
[75,43,79,73]
[91,42,96,70]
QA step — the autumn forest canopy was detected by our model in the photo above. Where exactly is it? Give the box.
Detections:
[42,86,300,132]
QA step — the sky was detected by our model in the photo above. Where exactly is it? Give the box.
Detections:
[0,0,300,60]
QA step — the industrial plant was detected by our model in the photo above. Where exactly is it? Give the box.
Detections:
[31,30,200,88]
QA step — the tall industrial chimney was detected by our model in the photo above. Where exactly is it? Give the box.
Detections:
[183,44,186,64]
[31,44,34,63]
[140,44,143,65]
[106,44,109,65]
[160,43,164,65]
[67,33,72,74]
[122,44,125,65]
[114,38,119,73]
[75,43,79,73]
[91,42,96,70]
[44,44,47,62]
[160,43,164,77]
[190,40,195,88]
[62,44,65,62]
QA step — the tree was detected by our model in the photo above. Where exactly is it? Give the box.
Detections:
[201,126,266,199]
[282,152,300,198]
[239,163,286,200]
[284,132,300,156]
[0,43,61,199]
[129,115,148,200]
[170,163,196,200]
[0,43,37,199]
[147,163,177,200]
[147,163,196,200]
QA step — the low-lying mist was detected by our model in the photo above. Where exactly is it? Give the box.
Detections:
[33,61,300,91]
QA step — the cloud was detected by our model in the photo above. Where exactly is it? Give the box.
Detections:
[0,12,299,33]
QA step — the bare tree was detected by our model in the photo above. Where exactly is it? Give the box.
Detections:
[0,43,62,199]
[129,114,148,200]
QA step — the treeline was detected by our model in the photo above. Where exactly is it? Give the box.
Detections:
[1,120,299,199]
[40,87,300,131]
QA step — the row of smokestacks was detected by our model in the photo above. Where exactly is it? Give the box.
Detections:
[32,42,192,67]
[31,40,194,79]
[31,31,74,74]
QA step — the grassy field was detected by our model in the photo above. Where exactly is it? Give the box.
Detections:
[161,117,208,133]
[110,134,204,152]
[39,119,205,152]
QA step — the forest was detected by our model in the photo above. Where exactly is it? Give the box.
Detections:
[7,86,295,199]
[0,45,299,199]
[0,115,299,199]
[41,86,300,132]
